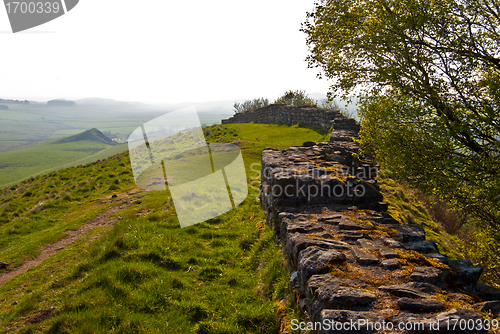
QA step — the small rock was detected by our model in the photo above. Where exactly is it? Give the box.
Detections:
[447,259,483,289]
[426,253,449,264]
[285,234,350,268]
[397,297,445,313]
[315,286,377,310]
[322,219,341,225]
[318,215,343,223]
[281,220,325,241]
[352,247,379,265]
[390,224,426,242]
[303,141,316,147]
[12,301,18,306]
[404,240,438,254]
[379,247,400,259]
[380,236,404,248]
[357,238,379,250]
[379,282,439,299]
[410,266,449,287]
[111,194,118,198]
[341,231,369,242]
[298,246,346,287]
[339,221,374,231]
[381,259,401,270]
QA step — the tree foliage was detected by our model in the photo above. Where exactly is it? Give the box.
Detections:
[302,0,500,225]
[233,97,269,114]
[273,90,317,106]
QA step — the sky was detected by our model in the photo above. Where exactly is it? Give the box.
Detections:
[0,0,332,104]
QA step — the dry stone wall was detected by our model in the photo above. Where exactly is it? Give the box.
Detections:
[222,105,355,133]
[257,111,500,333]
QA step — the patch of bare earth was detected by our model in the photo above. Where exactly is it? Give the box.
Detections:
[0,189,143,287]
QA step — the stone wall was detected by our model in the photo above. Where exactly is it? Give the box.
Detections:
[222,104,358,133]
[259,114,500,333]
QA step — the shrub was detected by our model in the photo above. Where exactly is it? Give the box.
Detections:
[273,90,316,106]
[233,97,269,114]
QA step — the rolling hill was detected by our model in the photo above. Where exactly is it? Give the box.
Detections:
[54,128,117,146]
[0,128,127,189]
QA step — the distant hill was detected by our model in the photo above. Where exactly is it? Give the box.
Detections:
[54,128,117,145]
[47,99,76,107]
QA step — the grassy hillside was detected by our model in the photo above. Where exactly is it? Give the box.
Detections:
[0,104,161,152]
[0,129,128,189]
[0,123,329,333]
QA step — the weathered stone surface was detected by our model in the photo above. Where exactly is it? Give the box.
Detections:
[427,253,449,264]
[318,215,342,223]
[319,310,385,334]
[285,233,350,268]
[352,247,379,265]
[380,236,404,248]
[381,259,401,270]
[472,300,500,317]
[258,111,492,331]
[339,221,374,231]
[298,246,346,287]
[303,141,316,147]
[397,297,445,313]
[357,238,379,250]
[404,240,438,254]
[392,309,487,333]
[341,231,369,242]
[223,105,341,132]
[354,180,384,204]
[307,274,369,298]
[435,308,487,333]
[475,284,500,301]
[379,246,400,258]
[379,282,439,298]
[280,219,325,242]
[314,285,377,311]
[394,223,426,242]
[448,260,483,289]
[410,266,449,286]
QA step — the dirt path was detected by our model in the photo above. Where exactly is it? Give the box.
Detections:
[0,190,143,287]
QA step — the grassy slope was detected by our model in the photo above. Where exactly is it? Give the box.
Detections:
[0,123,329,333]
[0,137,128,189]
[378,174,464,261]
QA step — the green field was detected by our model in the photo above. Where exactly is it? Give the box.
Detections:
[0,123,329,333]
[0,132,128,189]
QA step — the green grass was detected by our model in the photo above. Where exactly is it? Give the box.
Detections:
[0,139,128,189]
[378,173,464,261]
[0,123,328,333]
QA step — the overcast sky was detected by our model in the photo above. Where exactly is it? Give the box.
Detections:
[0,0,332,104]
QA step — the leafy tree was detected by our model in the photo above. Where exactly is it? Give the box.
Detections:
[233,97,269,114]
[302,0,500,225]
[273,90,317,106]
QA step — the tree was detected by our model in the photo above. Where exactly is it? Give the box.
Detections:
[273,90,317,106]
[302,0,500,225]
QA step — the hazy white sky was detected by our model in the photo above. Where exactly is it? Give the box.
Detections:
[0,0,332,104]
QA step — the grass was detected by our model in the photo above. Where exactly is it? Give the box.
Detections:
[0,123,329,333]
[377,172,464,261]
[0,139,129,189]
